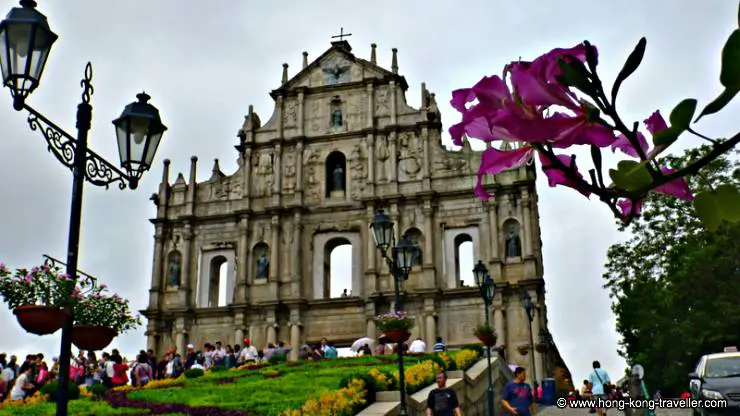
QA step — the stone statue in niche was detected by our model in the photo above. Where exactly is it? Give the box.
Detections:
[329,96,345,132]
[332,165,345,191]
[167,251,182,287]
[331,108,343,128]
[505,224,522,258]
[398,132,422,178]
[256,252,270,279]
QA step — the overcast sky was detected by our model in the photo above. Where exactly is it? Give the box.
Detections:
[0,0,736,384]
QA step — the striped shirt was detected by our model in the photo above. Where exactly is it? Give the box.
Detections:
[433,342,446,352]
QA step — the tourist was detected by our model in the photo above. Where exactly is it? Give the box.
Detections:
[238,339,259,364]
[263,343,277,361]
[433,337,446,352]
[224,345,236,368]
[191,357,206,371]
[133,354,153,387]
[410,337,426,353]
[501,367,535,416]
[588,360,611,416]
[323,342,338,358]
[111,355,129,387]
[9,367,33,401]
[184,344,197,369]
[425,372,462,416]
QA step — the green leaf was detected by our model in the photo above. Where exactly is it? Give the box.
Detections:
[693,191,722,231]
[609,160,653,191]
[720,29,740,89]
[714,184,740,222]
[668,99,697,130]
[652,126,683,147]
[611,37,647,103]
[695,88,739,122]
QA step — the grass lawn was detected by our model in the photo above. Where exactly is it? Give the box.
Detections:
[0,353,456,416]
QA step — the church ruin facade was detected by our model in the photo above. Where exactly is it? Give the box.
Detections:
[142,39,566,385]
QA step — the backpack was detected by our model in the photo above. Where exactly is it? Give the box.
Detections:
[136,363,149,381]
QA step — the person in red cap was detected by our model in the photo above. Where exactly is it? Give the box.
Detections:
[238,338,258,364]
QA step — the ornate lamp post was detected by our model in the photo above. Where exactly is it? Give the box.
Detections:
[370,209,420,416]
[0,2,168,415]
[538,329,553,377]
[473,260,495,416]
[521,291,539,395]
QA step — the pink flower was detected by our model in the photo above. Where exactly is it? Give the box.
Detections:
[617,199,644,218]
[24,274,32,282]
[537,152,591,197]
[611,111,666,158]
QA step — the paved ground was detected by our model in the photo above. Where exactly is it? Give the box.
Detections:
[539,406,691,416]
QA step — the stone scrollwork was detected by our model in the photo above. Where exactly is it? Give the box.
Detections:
[283,152,297,194]
[398,131,422,179]
[349,144,367,200]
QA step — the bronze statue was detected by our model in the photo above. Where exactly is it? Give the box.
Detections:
[168,252,182,287]
[256,251,269,279]
[505,225,521,257]
[331,108,343,128]
[333,165,344,191]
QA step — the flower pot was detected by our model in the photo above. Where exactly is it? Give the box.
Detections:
[384,329,411,343]
[535,343,547,353]
[13,305,69,335]
[71,325,117,351]
[477,333,498,347]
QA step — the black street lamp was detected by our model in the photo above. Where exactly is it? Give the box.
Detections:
[0,2,167,416]
[521,291,539,395]
[370,209,420,416]
[538,329,553,377]
[473,260,495,416]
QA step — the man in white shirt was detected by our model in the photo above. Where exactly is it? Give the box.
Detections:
[409,337,426,354]
[10,368,32,401]
[239,339,259,363]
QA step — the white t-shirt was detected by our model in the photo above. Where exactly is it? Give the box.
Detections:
[409,339,426,353]
[105,361,115,377]
[191,363,205,370]
[10,373,28,400]
[165,360,175,376]
[1,367,14,382]
[239,346,258,361]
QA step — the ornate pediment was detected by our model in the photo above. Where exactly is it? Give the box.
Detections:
[273,41,407,95]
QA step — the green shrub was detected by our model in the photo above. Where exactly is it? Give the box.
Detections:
[85,383,109,397]
[209,365,226,373]
[460,343,484,356]
[427,354,448,371]
[39,380,80,402]
[184,368,205,379]
[268,353,287,365]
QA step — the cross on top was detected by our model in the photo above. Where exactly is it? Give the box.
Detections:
[331,27,352,42]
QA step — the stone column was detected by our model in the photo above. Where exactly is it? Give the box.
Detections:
[366,83,374,129]
[390,203,400,243]
[493,308,505,348]
[389,132,398,183]
[425,315,436,353]
[175,317,187,355]
[389,81,397,125]
[522,190,533,257]
[296,142,304,192]
[276,96,284,137]
[422,202,434,267]
[146,321,159,353]
[180,226,193,292]
[235,328,245,347]
[289,323,301,360]
[243,148,253,200]
[532,302,544,382]
[269,216,279,280]
[235,217,249,302]
[148,232,165,309]
[488,201,499,260]
[291,212,302,298]
[266,309,277,345]
[273,144,282,195]
[421,129,430,179]
[366,133,375,184]
[365,302,377,339]
[297,91,305,137]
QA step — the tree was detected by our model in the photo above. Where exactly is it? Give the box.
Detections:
[603,145,740,395]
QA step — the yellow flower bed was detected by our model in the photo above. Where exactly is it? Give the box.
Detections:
[0,391,48,409]
[368,368,394,391]
[112,375,185,392]
[391,360,442,393]
[438,352,455,369]
[283,378,366,416]
[454,349,480,370]
[79,386,94,398]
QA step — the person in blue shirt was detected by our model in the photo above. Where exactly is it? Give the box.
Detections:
[323,342,338,359]
[501,366,536,416]
[587,360,611,416]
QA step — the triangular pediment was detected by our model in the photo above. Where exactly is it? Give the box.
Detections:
[272,41,406,96]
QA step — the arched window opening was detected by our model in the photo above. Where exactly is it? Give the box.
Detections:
[324,237,352,298]
[454,234,474,287]
[404,228,424,268]
[253,242,270,280]
[209,255,227,307]
[325,151,347,197]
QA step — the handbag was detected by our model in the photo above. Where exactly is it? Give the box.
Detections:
[593,369,612,395]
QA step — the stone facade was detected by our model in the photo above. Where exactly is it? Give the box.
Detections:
[141,39,564,384]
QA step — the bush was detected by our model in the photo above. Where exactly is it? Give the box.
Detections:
[209,365,226,373]
[268,353,287,365]
[39,380,80,402]
[427,354,448,371]
[460,343,484,356]
[85,383,109,397]
[184,368,204,379]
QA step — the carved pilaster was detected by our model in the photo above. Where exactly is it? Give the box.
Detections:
[366,133,375,185]
[180,226,193,291]
[235,217,249,302]
[488,201,499,260]
[269,216,280,282]
[243,148,253,205]
[389,81,397,125]
[151,231,165,290]
[273,144,282,195]
[291,212,303,298]
[297,91,305,137]
[276,96,284,138]
[296,142,304,192]
[422,201,434,267]
[522,190,533,257]
[366,83,374,129]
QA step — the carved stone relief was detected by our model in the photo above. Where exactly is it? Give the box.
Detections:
[252,150,275,197]
[307,100,325,133]
[345,93,366,131]
[375,89,390,116]
[375,135,390,183]
[349,144,368,200]
[282,100,298,127]
[211,179,242,201]
[303,147,322,201]
[350,64,363,82]
[398,131,422,181]
[282,153,297,194]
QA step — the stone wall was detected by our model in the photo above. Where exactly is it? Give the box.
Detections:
[358,355,514,416]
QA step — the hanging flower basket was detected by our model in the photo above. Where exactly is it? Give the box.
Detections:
[13,305,69,335]
[517,345,531,356]
[384,328,411,343]
[535,343,548,353]
[71,325,118,351]
[473,324,498,347]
